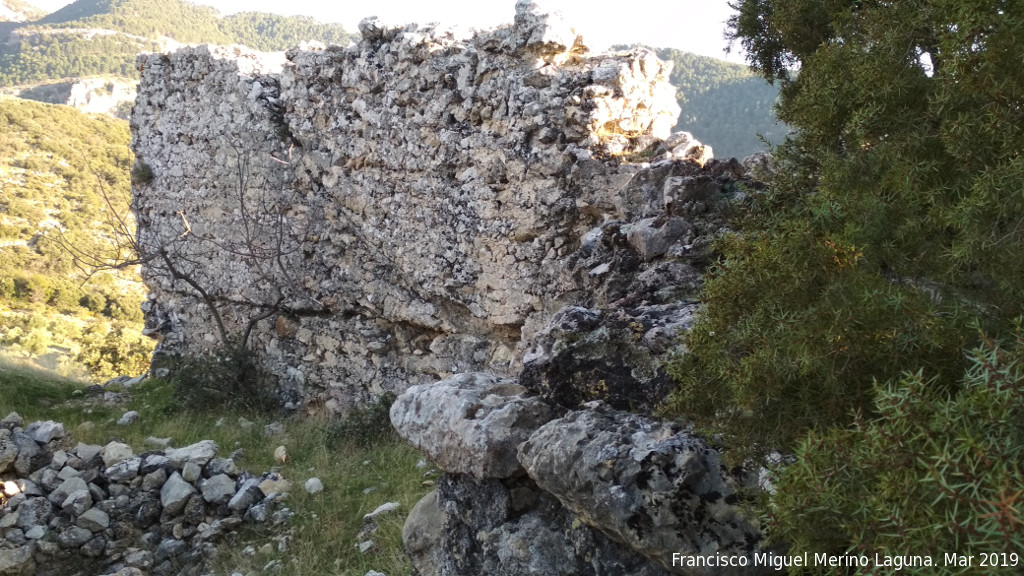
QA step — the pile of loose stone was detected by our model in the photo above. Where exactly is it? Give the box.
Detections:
[0,413,291,576]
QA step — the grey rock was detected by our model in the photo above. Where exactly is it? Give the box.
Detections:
[201,474,237,504]
[520,302,699,414]
[304,477,323,495]
[101,442,133,467]
[403,490,446,576]
[141,453,170,474]
[183,494,205,525]
[263,422,284,437]
[51,449,69,469]
[77,508,110,531]
[48,477,88,506]
[159,472,196,516]
[0,545,34,576]
[205,457,238,477]
[165,440,218,469]
[626,217,693,262]
[125,549,155,569]
[0,432,16,473]
[117,410,140,426]
[518,405,763,574]
[80,535,106,557]
[11,432,43,475]
[25,420,64,444]
[363,501,400,522]
[57,466,81,480]
[390,373,554,479]
[142,468,168,491]
[181,461,201,483]
[106,456,142,483]
[227,478,262,512]
[60,489,92,516]
[57,526,93,548]
[23,526,44,540]
[433,474,671,576]
[0,412,23,431]
[74,442,102,463]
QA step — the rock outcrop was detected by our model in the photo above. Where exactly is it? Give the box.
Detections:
[0,415,292,576]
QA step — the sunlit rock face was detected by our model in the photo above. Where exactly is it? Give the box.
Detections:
[131,1,685,412]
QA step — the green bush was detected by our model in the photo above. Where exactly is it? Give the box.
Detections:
[661,223,966,461]
[767,328,1024,573]
[324,393,398,449]
[162,344,278,415]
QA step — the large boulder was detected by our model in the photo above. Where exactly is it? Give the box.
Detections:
[432,474,671,576]
[518,404,764,575]
[390,373,554,479]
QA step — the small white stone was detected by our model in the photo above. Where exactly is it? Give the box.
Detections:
[304,477,324,495]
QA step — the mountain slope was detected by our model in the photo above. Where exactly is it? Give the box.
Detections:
[648,47,788,158]
[0,0,354,86]
[0,98,153,378]
[1,0,45,22]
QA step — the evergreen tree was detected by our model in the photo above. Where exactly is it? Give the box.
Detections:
[664,0,1024,565]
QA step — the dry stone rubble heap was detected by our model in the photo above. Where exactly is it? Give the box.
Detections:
[0,414,292,576]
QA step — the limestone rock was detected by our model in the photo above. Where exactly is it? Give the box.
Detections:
[520,302,699,413]
[117,411,140,426]
[304,477,323,495]
[77,508,110,532]
[25,420,64,444]
[403,490,445,576]
[390,373,554,479]
[0,412,23,431]
[101,442,133,467]
[0,545,35,576]
[201,474,236,504]
[518,405,763,574]
[160,472,196,516]
[0,432,16,473]
[165,440,218,469]
[106,456,142,483]
[626,217,693,262]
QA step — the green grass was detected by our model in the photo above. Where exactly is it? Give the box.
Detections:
[0,364,433,576]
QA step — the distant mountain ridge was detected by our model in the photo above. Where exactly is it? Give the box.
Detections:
[0,0,354,87]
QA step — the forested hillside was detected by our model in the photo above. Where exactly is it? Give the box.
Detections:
[0,0,354,86]
[0,98,152,379]
[658,47,788,158]
[651,47,788,159]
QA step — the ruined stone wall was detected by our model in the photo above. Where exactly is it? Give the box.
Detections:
[130,2,682,412]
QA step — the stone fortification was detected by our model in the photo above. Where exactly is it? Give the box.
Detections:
[131,1,776,572]
[131,1,682,410]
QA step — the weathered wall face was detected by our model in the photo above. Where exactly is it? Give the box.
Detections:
[130,2,681,411]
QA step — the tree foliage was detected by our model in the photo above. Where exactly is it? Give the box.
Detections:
[663,0,1024,565]
[665,0,1024,455]
[770,329,1024,573]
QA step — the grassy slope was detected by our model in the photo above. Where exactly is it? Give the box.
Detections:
[0,364,431,575]
[0,97,152,380]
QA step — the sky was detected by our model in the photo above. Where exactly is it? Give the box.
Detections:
[191,0,748,64]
